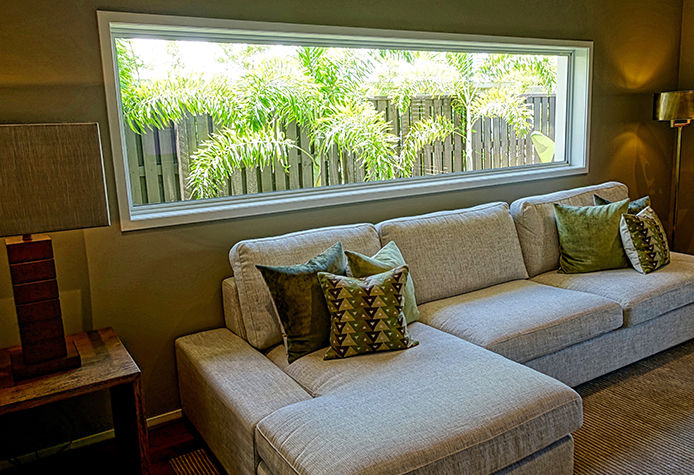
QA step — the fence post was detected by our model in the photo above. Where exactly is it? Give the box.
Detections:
[175,117,193,200]
[123,128,144,205]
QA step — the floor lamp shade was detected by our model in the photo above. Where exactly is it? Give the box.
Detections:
[0,123,110,236]
[0,123,109,383]
[653,91,694,250]
[654,90,694,122]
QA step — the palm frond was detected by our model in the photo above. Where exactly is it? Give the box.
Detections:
[313,101,399,181]
[400,116,456,174]
[187,127,303,199]
[472,88,534,136]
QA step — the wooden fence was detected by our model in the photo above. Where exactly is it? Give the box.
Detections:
[124,94,555,205]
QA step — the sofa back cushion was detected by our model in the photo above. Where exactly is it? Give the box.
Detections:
[376,202,528,304]
[510,181,628,277]
[228,224,381,350]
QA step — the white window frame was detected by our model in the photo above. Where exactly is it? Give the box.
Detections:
[97,11,593,231]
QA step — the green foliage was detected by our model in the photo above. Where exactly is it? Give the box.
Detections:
[472,88,534,136]
[238,58,320,130]
[116,41,558,198]
[298,47,373,105]
[366,52,457,111]
[400,116,457,172]
[313,101,398,181]
[188,126,301,199]
[479,54,557,93]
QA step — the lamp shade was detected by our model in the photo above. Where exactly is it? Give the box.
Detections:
[0,123,110,236]
[654,90,694,121]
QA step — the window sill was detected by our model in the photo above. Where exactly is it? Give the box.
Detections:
[122,162,587,231]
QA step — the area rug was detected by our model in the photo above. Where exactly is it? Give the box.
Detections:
[573,339,694,474]
[169,448,221,475]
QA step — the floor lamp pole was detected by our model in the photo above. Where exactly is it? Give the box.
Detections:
[671,123,686,250]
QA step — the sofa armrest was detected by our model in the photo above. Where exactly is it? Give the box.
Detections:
[175,328,310,475]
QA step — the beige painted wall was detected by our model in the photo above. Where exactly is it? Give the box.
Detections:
[677,0,694,253]
[0,0,683,446]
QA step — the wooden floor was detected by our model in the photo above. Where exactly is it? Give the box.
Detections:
[1,418,210,475]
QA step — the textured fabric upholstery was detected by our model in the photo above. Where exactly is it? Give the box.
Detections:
[495,437,574,475]
[175,329,311,475]
[510,182,628,277]
[222,277,246,339]
[254,436,574,475]
[525,301,694,387]
[228,224,381,350]
[256,324,581,475]
[532,252,694,327]
[418,280,623,362]
[377,202,528,304]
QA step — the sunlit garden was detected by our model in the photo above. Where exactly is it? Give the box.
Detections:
[116,39,558,204]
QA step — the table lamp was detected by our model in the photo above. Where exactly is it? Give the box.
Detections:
[654,90,694,249]
[0,123,110,382]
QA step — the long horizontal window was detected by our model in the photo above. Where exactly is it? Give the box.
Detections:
[98,12,592,230]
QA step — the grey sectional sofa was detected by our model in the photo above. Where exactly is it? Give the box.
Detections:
[175,181,694,475]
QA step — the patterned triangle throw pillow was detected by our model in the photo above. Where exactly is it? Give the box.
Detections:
[619,206,670,274]
[317,265,418,360]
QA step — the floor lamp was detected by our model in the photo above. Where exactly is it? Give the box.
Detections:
[0,123,110,383]
[654,90,694,250]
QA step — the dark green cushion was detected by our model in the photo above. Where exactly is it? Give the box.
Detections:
[257,242,346,364]
[554,198,630,273]
[344,241,419,324]
[318,265,418,360]
[594,194,651,214]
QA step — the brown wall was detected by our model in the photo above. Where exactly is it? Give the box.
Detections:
[0,0,683,446]
[677,0,694,253]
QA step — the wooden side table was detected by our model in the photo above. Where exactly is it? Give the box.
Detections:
[0,328,150,474]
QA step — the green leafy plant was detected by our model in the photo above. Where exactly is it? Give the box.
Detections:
[188,126,303,198]
[116,41,557,199]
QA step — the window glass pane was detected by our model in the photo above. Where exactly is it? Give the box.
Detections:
[114,36,565,207]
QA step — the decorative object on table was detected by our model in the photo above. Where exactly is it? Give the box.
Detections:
[553,198,630,274]
[256,242,346,364]
[0,123,109,382]
[620,206,671,274]
[317,265,418,360]
[594,194,651,214]
[653,90,694,249]
[345,240,420,324]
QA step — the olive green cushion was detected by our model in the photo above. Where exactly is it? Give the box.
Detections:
[594,194,651,214]
[620,206,671,274]
[345,241,419,324]
[257,242,346,364]
[318,265,419,360]
[554,198,630,273]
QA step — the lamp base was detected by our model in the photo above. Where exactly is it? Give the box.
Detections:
[7,340,81,383]
[3,234,83,386]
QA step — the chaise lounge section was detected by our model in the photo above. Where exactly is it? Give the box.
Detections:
[175,181,694,474]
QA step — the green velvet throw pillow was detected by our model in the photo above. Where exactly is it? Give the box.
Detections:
[620,206,670,274]
[594,194,651,214]
[317,265,419,360]
[344,241,419,324]
[257,242,346,364]
[554,198,630,273]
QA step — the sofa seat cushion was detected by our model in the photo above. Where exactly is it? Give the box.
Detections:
[257,324,582,474]
[417,280,623,363]
[532,252,694,327]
